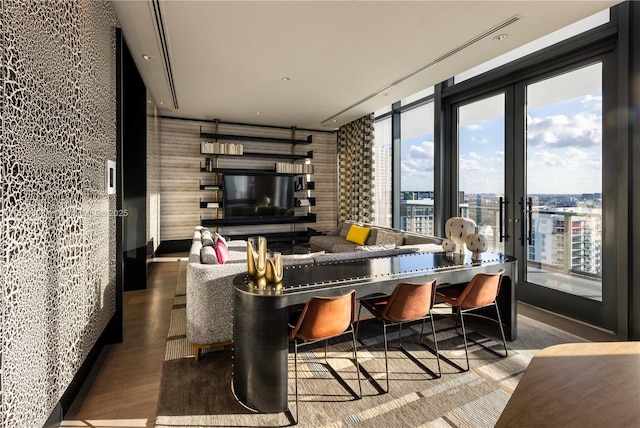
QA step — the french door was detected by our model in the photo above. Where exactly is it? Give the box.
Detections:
[451,60,613,329]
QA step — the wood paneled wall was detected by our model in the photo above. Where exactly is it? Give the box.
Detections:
[159,117,338,241]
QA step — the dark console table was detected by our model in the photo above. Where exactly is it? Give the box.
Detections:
[232,251,517,413]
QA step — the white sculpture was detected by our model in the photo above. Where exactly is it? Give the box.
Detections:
[442,238,457,254]
[445,217,477,254]
[466,228,488,260]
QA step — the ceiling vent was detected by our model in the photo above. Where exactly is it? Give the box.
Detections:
[151,0,179,109]
[322,15,523,125]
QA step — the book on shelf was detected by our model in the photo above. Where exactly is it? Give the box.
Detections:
[206,202,220,208]
[275,162,314,174]
[201,141,244,155]
[202,185,220,190]
[298,198,311,207]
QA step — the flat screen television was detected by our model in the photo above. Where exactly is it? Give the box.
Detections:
[224,174,295,218]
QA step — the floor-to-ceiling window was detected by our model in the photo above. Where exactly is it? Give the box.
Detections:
[400,101,435,235]
[524,63,603,301]
[373,116,392,227]
[457,93,506,252]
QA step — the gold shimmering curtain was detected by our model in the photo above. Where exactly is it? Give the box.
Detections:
[338,114,375,223]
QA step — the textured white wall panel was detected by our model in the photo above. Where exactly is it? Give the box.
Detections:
[0,1,118,425]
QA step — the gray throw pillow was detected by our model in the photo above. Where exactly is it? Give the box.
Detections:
[201,230,214,247]
[339,222,352,237]
[366,228,378,245]
[376,230,403,246]
[200,245,219,264]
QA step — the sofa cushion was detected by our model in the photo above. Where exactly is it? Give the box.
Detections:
[365,228,378,245]
[346,225,371,245]
[339,221,355,237]
[201,230,215,247]
[200,245,219,264]
[355,244,395,252]
[214,236,230,264]
[367,229,402,246]
[326,226,341,236]
[189,241,203,263]
[397,243,443,254]
[282,251,325,266]
[330,243,359,253]
[402,232,443,245]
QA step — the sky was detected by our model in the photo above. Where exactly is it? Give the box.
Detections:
[399,64,603,195]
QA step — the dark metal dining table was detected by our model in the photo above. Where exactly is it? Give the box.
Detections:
[232,251,517,413]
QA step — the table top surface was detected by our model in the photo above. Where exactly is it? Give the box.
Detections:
[496,341,640,427]
[236,251,515,294]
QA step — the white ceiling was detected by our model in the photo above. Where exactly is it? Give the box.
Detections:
[111,1,620,130]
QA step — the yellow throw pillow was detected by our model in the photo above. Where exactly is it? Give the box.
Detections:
[345,224,371,246]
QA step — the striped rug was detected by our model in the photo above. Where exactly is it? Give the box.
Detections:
[156,261,586,427]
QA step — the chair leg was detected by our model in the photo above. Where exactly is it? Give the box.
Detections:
[418,315,442,378]
[193,345,200,363]
[351,326,363,399]
[429,315,442,377]
[382,321,390,393]
[494,302,508,357]
[398,322,403,348]
[355,303,363,340]
[459,311,470,371]
[294,341,299,425]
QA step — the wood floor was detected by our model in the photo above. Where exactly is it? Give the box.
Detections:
[62,258,183,428]
[61,258,617,427]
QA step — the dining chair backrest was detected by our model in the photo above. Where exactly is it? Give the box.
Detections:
[459,269,505,309]
[289,290,356,342]
[383,279,436,323]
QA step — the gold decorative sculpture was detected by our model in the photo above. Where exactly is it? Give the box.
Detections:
[265,251,283,284]
[247,236,267,278]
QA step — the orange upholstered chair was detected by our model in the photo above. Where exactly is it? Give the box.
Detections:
[288,290,362,424]
[436,269,508,371]
[357,280,441,392]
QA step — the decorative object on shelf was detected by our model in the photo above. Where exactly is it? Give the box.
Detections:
[466,227,488,260]
[247,236,267,278]
[204,157,213,172]
[265,251,283,284]
[445,217,477,254]
[442,238,457,256]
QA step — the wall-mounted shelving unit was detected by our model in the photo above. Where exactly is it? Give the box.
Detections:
[198,124,316,243]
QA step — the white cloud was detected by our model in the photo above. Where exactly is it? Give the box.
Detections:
[402,141,434,174]
[582,94,602,111]
[408,140,434,159]
[527,112,601,149]
[467,124,482,131]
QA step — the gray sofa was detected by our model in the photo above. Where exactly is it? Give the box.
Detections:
[310,220,443,255]
[186,223,443,361]
[186,227,320,360]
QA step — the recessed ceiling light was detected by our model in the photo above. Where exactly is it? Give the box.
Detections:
[159,101,166,105]
[256,111,261,115]
[493,34,508,41]
[142,54,154,61]
[282,77,291,81]
[332,119,337,123]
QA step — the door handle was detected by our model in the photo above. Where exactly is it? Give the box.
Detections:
[499,197,510,242]
[519,197,526,246]
[527,197,533,245]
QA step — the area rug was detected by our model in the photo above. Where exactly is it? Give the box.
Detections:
[156,261,586,428]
